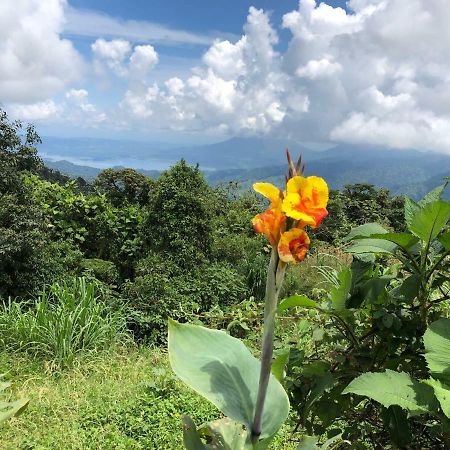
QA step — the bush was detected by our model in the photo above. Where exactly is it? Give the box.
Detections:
[0,277,126,367]
[81,259,119,285]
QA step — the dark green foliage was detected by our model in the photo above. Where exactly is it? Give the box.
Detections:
[142,160,213,268]
[81,259,119,285]
[94,167,154,206]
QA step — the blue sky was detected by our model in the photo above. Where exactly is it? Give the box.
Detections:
[2,0,450,154]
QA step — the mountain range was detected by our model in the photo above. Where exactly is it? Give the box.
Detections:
[40,136,450,199]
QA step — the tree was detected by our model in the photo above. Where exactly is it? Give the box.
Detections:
[142,160,213,269]
[94,168,154,206]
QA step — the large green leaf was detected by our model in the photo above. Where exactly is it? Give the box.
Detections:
[368,232,419,250]
[344,223,388,242]
[278,295,317,314]
[346,238,397,255]
[419,184,447,206]
[169,320,289,439]
[343,369,437,415]
[271,348,290,383]
[408,200,450,244]
[424,318,450,385]
[439,231,450,250]
[182,415,208,450]
[424,379,450,419]
[381,405,412,447]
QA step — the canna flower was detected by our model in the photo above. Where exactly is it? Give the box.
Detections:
[252,182,285,246]
[278,228,310,263]
[282,175,329,227]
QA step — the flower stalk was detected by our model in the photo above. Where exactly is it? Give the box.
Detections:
[251,248,286,444]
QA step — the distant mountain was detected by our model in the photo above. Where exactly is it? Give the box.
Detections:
[40,136,450,199]
[43,159,159,182]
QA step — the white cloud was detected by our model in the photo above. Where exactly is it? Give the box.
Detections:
[129,45,159,79]
[296,58,342,79]
[0,0,83,103]
[92,38,131,77]
[8,100,62,121]
[65,6,223,46]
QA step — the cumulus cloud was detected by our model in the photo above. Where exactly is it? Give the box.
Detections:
[91,38,131,77]
[117,0,450,153]
[8,100,62,121]
[0,0,83,103]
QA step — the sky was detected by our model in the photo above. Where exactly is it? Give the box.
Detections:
[2,0,450,153]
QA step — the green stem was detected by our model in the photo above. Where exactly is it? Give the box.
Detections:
[251,248,286,445]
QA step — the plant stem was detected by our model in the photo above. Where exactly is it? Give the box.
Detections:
[251,248,286,445]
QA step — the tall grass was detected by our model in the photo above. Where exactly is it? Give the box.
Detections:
[0,277,126,367]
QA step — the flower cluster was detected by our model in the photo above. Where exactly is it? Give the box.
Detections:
[252,152,329,263]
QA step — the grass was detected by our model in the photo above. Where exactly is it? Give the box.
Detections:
[0,346,299,450]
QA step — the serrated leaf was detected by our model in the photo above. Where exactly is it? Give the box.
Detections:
[343,369,437,415]
[419,185,446,206]
[169,320,289,439]
[278,295,317,314]
[424,318,450,385]
[404,197,420,229]
[343,223,388,242]
[409,200,450,244]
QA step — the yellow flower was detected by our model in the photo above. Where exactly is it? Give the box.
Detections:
[252,182,285,246]
[278,228,310,263]
[282,175,329,227]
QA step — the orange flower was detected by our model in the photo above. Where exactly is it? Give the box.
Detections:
[278,228,310,263]
[282,175,329,227]
[252,182,285,246]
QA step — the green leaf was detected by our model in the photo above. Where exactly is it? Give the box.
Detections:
[0,375,29,424]
[343,223,388,242]
[346,238,397,255]
[271,348,290,383]
[409,200,450,244]
[390,275,421,302]
[381,405,412,447]
[368,232,419,250]
[424,318,450,385]
[182,415,208,450]
[278,295,317,314]
[439,231,450,250]
[423,379,450,419]
[419,185,447,206]
[296,435,319,450]
[304,372,334,416]
[169,320,290,439]
[329,267,351,311]
[404,197,420,229]
[343,369,437,415]
[199,418,250,449]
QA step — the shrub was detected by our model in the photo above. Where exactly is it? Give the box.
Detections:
[81,258,119,285]
[0,277,126,367]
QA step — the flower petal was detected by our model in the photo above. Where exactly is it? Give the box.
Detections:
[253,182,282,205]
[278,228,310,263]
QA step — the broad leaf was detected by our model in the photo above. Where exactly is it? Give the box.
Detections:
[390,275,421,302]
[329,267,351,311]
[368,232,419,250]
[424,379,450,419]
[344,223,388,242]
[0,375,28,424]
[424,318,450,385]
[346,238,397,255]
[439,231,450,251]
[199,418,251,450]
[169,320,289,439]
[343,369,437,415]
[278,295,317,313]
[409,200,450,244]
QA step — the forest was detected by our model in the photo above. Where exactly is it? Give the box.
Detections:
[1,108,450,449]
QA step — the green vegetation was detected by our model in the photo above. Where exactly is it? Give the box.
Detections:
[1,109,449,448]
